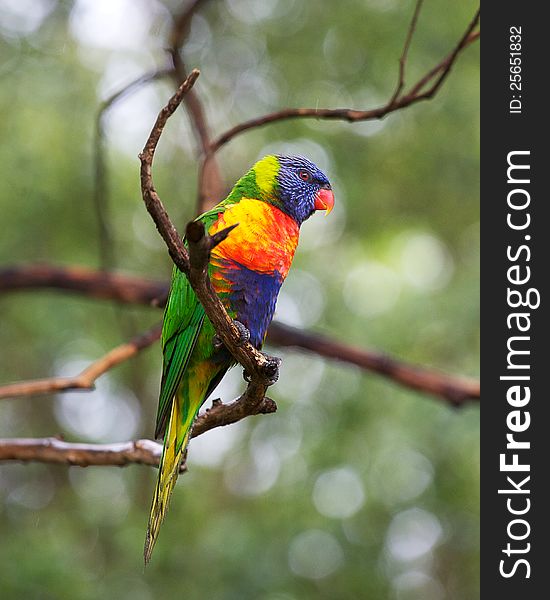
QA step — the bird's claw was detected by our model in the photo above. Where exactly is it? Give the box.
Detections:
[213,321,249,350]
[219,319,250,350]
[212,334,224,350]
[233,320,250,347]
[261,353,281,385]
[242,354,281,385]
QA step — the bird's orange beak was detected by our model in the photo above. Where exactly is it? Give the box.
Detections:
[314,187,334,215]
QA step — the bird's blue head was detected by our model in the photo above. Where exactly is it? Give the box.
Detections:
[274,155,334,225]
[247,155,334,225]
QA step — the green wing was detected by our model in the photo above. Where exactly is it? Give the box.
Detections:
[155,269,204,438]
[154,205,228,439]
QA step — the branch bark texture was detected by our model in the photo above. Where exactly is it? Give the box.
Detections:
[0,437,164,468]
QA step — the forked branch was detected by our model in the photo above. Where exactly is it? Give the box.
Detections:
[208,8,480,152]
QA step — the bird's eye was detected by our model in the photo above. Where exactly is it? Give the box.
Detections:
[298,170,312,182]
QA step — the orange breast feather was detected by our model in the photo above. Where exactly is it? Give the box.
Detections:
[209,198,299,278]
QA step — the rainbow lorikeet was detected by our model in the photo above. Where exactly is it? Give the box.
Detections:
[144,154,334,563]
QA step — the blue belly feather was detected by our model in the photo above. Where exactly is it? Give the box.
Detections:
[217,259,283,348]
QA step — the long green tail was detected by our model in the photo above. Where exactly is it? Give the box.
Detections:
[144,390,199,564]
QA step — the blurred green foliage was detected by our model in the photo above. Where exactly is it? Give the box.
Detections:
[0,0,479,598]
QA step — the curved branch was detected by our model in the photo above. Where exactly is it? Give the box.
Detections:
[406,29,480,99]
[138,72,285,431]
[209,9,480,152]
[138,71,200,274]
[136,76,261,369]
[267,322,479,406]
[0,263,168,305]
[0,325,161,400]
[389,0,425,105]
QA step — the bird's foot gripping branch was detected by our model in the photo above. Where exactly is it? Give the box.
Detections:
[243,354,282,386]
[213,320,251,350]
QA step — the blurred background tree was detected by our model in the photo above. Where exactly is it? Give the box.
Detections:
[0,0,479,599]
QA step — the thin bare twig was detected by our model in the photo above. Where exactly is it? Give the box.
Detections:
[0,325,162,400]
[208,8,480,152]
[169,0,211,154]
[191,394,278,438]
[99,69,175,115]
[405,25,480,99]
[389,0,425,105]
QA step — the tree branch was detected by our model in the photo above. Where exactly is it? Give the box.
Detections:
[191,394,277,438]
[0,263,168,305]
[0,387,278,468]
[208,8,479,153]
[170,12,210,153]
[0,437,164,468]
[0,386,276,467]
[405,27,480,99]
[0,324,161,400]
[138,70,201,274]
[389,0,425,105]
[0,391,279,469]
[267,322,479,406]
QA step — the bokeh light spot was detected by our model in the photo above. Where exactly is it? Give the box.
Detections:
[288,529,344,579]
[386,508,443,562]
[312,466,366,519]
